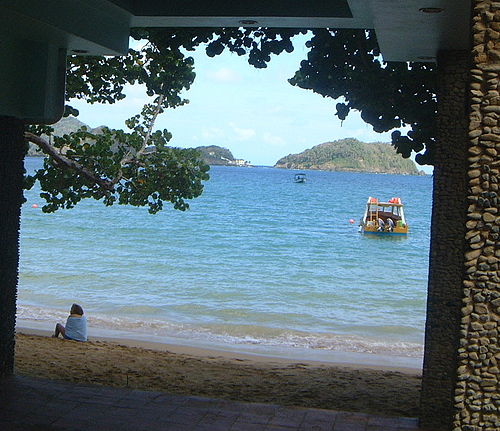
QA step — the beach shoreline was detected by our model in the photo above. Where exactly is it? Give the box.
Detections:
[14,328,422,418]
[16,321,422,372]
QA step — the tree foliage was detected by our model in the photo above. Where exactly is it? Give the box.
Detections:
[26,29,210,213]
[288,30,437,165]
[26,26,436,213]
[193,28,437,165]
[26,106,209,214]
[141,27,437,164]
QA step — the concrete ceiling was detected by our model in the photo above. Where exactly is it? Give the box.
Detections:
[0,0,471,121]
[369,0,471,61]
[0,0,470,61]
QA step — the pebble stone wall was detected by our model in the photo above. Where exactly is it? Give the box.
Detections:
[420,49,470,430]
[454,1,500,430]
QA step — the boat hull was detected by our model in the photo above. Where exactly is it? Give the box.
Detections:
[360,224,408,235]
[361,229,408,235]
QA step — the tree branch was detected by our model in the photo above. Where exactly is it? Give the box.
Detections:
[122,94,165,165]
[112,94,165,185]
[141,94,165,151]
[24,132,115,192]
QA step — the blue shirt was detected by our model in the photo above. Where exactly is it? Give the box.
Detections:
[65,316,87,341]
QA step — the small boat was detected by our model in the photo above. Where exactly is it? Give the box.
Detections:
[294,173,306,183]
[359,197,409,235]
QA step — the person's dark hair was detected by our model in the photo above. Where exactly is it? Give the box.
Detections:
[71,303,84,315]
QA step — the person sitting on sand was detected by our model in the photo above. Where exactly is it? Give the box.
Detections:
[53,303,87,342]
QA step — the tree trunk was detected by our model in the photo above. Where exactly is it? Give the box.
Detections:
[0,116,25,377]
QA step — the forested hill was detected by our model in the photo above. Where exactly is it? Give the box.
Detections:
[27,118,250,167]
[194,145,236,165]
[27,117,97,156]
[274,138,424,175]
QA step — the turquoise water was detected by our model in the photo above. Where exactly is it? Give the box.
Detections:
[18,158,432,360]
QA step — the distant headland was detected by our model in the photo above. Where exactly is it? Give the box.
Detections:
[28,119,425,174]
[26,117,252,167]
[274,138,426,175]
[194,146,252,167]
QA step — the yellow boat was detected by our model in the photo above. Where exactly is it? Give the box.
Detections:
[359,197,409,235]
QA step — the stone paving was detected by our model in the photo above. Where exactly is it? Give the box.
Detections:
[0,376,421,430]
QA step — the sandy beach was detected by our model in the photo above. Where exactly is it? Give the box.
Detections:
[14,331,422,418]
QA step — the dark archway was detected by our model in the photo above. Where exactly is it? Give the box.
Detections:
[2,2,498,430]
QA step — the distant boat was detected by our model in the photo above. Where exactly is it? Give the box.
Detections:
[294,173,306,183]
[359,197,409,235]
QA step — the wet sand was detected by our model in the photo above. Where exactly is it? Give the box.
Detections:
[14,332,421,417]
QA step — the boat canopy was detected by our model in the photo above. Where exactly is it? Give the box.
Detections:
[360,196,408,234]
[367,197,403,207]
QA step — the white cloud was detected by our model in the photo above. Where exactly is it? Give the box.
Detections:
[208,68,241,83]
[201,127,225,140]
[229,123,256,141]
[263,133,287,147]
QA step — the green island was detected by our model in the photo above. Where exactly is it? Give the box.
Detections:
[27,118,252,167]
[274,138,425,175]
[28,120,423,175]
[195,145,251,167]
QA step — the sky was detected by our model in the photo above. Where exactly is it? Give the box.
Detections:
[72,37,433,173]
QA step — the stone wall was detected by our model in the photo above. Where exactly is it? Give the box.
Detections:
[421,3,500,429]
[420,50,470,430]
[453,1,500,430]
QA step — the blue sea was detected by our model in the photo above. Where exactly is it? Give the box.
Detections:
[18,157,432,366]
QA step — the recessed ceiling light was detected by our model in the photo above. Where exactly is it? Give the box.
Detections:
[419,7,444,13]
[239,19,258,25]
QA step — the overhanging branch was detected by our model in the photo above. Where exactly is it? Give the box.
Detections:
[24,132,115,192]
[112,94,165,185]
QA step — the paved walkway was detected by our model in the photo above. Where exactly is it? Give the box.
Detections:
[0,375,421,430]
